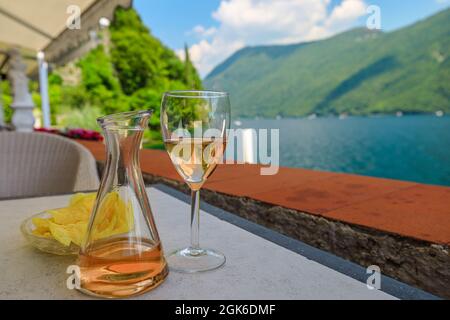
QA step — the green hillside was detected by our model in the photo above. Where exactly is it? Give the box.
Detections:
[204,9,450,117]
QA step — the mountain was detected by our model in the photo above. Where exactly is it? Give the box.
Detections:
[204,9,450,117]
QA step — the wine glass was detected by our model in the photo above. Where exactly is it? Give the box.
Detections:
[161,90,230,273]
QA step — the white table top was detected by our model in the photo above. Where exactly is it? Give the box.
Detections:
[0,187,396,300]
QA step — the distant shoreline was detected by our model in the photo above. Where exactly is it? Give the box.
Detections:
[232,112,448,121]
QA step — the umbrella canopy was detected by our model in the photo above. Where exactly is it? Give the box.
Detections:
[0,0,132,74]
[0,0,95,52]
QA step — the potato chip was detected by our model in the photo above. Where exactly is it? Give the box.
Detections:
[33,192,134,247]
[32,217,51,230]
[91,192,134,240]
[32,227,52,238]
[48,221,72,246]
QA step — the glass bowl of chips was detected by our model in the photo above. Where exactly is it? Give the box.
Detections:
[20,192,136,256]
[21,211,80,255]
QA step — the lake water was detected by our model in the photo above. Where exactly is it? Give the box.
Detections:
[234,115,450,187]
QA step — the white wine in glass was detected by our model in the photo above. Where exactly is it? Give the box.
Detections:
[164,137,226,191]
[161,91,230,273]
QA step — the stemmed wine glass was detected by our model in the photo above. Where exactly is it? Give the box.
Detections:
[161,91,230,273]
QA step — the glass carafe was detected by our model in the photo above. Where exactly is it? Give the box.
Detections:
[77,110,168,298]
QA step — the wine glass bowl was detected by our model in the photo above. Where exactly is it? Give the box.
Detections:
[161,90,230,273]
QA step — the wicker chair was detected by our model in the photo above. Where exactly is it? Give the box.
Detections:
[0,132,99,199]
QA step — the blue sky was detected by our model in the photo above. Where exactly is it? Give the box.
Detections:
[134,0,449,76]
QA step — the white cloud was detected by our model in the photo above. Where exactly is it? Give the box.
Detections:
[326,0,367,28]
[190,25,218,38]
[183,0,367,77]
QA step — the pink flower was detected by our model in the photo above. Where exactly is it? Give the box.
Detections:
[34,127,103,141]
[65,128,104,141]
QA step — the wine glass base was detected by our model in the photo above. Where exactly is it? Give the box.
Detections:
[167,247,225,273]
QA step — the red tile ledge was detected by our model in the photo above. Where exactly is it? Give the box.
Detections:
[77,140,450,245]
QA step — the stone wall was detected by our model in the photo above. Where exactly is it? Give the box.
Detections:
[139,171,449,299]
[44,0,132,66]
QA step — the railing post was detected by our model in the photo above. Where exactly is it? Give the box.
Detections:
[242,128,257,164]
[7,48,35,132]
[0,77,4,127]
[37,51,51,128]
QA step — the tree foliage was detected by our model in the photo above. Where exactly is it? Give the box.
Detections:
[109,8,201,95]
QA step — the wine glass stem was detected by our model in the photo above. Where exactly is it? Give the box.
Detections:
[190,189,200,250]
